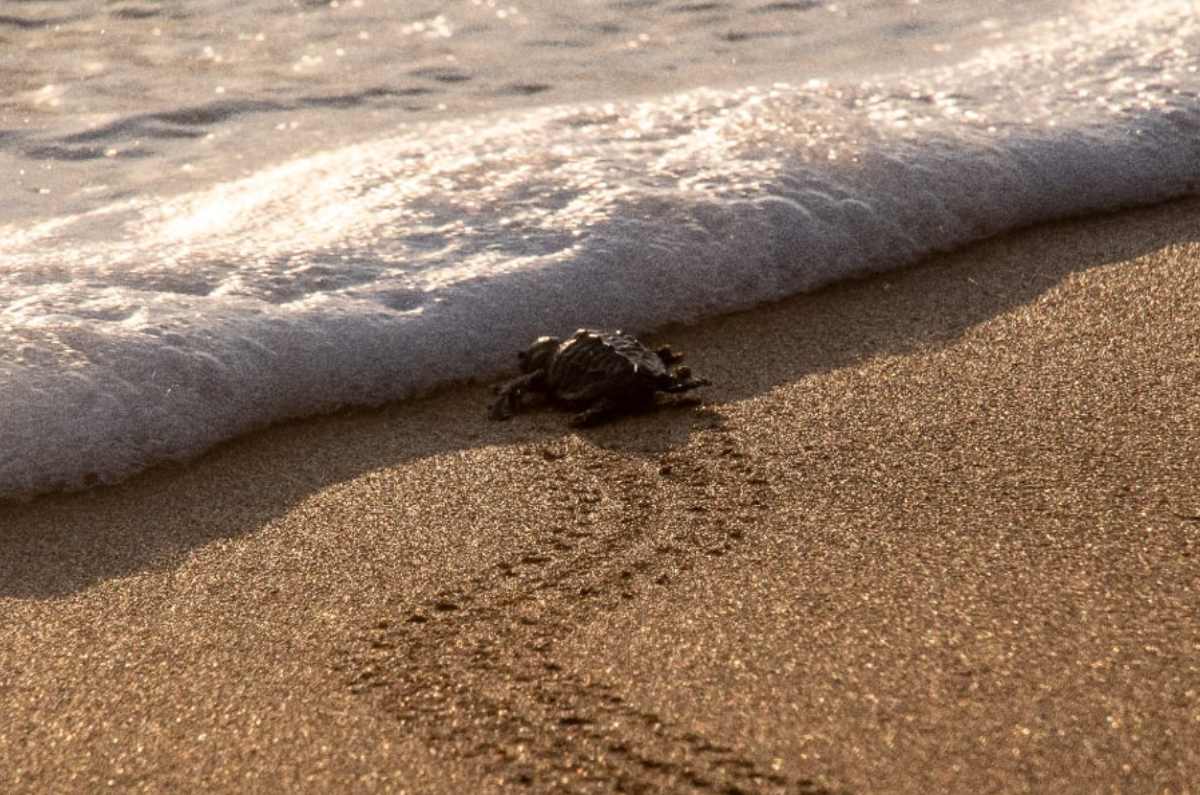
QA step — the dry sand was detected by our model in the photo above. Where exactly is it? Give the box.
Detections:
[2,199,1199,794]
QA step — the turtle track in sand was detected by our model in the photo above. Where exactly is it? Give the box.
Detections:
[336,422,845,795]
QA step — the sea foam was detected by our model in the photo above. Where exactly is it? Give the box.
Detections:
[1,0,1198,498]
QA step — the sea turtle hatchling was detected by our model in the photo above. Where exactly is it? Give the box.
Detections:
[489,329,712,426]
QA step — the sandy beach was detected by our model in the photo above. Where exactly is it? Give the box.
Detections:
[2,198,1199,794]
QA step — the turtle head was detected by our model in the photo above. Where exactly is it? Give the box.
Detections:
[518,336,560,373]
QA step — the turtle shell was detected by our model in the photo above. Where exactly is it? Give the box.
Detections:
[545,330,667,405]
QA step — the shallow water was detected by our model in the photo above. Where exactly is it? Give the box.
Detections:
[1,0,1198,499]
[4,0,1070,223]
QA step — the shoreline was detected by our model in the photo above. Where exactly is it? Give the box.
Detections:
[3,199,1199,793]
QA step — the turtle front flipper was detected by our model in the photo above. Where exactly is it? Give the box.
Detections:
[489,370,546,420]
[568,397,622,427]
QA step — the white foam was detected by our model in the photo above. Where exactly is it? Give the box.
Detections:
[1,0,1198,498]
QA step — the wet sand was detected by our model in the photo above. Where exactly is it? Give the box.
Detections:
[2,199,1199,794]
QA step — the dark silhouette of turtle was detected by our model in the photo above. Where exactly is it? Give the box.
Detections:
[489,329,712,426]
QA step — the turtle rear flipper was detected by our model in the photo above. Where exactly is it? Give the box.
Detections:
[662,367,712,394]
[655,344,684,365]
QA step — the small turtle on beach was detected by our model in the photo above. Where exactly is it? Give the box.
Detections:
[489,329,712,427]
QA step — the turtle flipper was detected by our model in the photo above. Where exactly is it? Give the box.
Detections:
[569,397,622,427]
[662,366,712,394]
[655,344,684,365]
[489,370,545,420]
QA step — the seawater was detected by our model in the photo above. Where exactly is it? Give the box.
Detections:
[1,0,1198,499]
